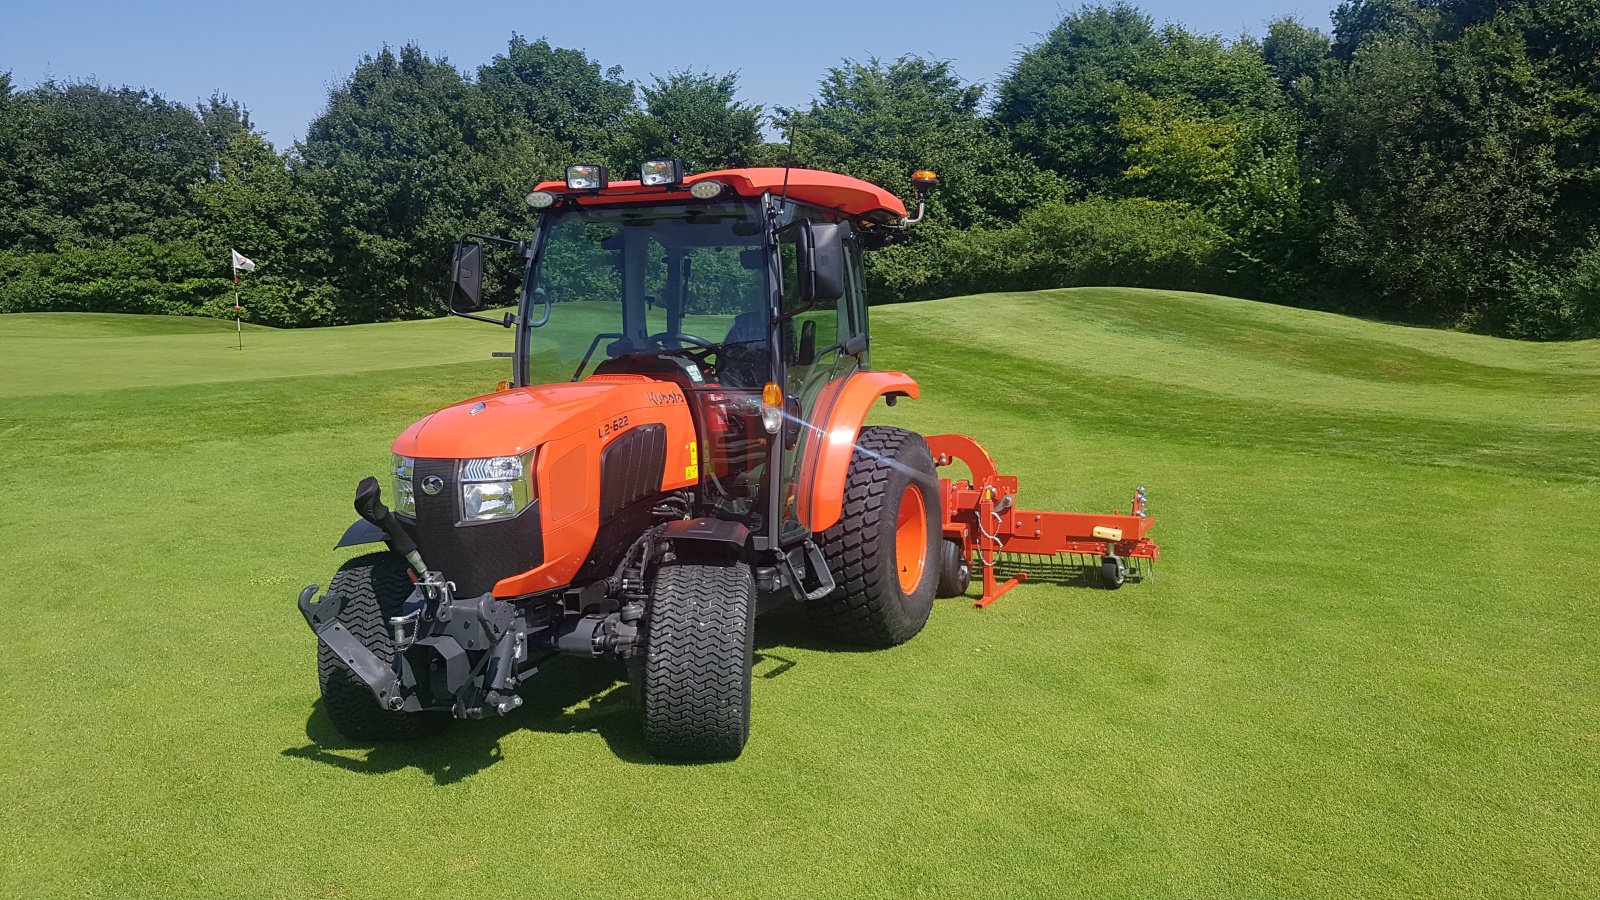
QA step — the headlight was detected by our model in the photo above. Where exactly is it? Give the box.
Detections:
[392,454,416,518]
[459,450,535,523]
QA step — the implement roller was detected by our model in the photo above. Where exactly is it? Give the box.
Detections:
[927,434,1159,608]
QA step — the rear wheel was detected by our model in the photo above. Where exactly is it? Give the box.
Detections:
[641,557,757,760]
[811,426,940,647]
[317,553,446,741]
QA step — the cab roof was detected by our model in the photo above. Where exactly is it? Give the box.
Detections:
[532,167,909,224]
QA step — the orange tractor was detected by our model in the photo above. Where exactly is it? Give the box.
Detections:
[298,163,1158,759]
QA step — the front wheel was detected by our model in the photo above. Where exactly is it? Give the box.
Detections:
[316,553,446,742]
[811,426,940,647]
[641,557,757,760]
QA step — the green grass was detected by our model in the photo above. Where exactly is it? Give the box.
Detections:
[1,289,1596,899]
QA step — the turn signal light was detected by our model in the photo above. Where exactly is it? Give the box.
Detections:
[761,382,784,434]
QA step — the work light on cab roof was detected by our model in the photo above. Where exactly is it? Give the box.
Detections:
[640,158,685,186]
[565,164,607,191]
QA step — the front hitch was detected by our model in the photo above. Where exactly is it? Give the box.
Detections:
[297,583,404,710]
[299,579,525,717]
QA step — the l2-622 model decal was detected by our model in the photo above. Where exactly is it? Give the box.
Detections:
[598,415,630,439]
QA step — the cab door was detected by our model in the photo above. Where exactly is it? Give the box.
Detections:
[776,217,867,544]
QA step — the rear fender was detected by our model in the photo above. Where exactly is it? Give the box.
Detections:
[794,371,919,533]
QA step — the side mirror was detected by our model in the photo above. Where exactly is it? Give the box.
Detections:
[808,222,846,304]
[449,241,484,312]
[778,219,847,320]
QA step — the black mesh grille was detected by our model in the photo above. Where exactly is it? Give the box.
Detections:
[599,425,666,520]
[406,457,543,597]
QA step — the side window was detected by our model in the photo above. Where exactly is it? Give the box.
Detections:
[643,236,669,338]
[842,236,866,340]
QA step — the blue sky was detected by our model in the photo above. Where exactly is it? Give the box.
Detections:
[2,0,1332,149]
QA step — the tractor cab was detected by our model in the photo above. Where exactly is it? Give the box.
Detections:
[448,166,916,552]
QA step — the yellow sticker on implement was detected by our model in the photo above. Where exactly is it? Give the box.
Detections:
[685,441,699,480]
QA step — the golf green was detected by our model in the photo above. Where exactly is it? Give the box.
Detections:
[1,288,1595,898]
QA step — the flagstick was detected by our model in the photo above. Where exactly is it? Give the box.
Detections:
[234,277,243,351]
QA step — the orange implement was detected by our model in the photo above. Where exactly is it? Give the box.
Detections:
[926,434,1160,608]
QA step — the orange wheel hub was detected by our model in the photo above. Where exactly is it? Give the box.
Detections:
[895,483,928,594]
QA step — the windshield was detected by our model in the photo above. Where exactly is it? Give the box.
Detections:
[522,201,770,387]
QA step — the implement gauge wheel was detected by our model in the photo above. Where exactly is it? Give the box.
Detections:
[641,557,757,760]
[936,539,971,598]
[1101,557,1127,590]
[317,553,446,741]
[812,426,940,647]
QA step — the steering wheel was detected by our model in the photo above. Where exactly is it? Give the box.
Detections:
[645,331,717,351]
[639,331,721,378]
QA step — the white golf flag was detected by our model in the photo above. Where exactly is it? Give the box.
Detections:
[231,249,257,273]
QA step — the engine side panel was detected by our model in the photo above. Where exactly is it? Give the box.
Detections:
[388,376,696,598]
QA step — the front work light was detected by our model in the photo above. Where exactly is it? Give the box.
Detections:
[566,164,608,191]
[526,190,556,209]
[640,159,684,186]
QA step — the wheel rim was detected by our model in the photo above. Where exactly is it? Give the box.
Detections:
[895,483,929,594]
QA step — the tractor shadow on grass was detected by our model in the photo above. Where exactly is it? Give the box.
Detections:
[282,619,832,779]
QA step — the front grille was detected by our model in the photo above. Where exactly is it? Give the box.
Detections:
[405,458,543,597]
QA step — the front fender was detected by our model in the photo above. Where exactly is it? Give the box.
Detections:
[794,371,919,533]
[334,518,388,549]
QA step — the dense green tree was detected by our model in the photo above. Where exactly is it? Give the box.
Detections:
[614,70,762,173]
[2,12,1597,338]
[477,35,633,161]
[1263,17,1333,94]
[1307,19,1572,331]
[0,80,216,250]
[1329,0,1440,59]
[995,3,1158,190]
[779,55,1066,231]
[297,44,555,321]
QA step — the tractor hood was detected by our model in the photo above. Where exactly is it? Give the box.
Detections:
[391,376,680,460]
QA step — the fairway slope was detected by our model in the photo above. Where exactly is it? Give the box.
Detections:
[2,288,1595,899]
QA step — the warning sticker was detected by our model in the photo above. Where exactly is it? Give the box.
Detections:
[684,441,699,480]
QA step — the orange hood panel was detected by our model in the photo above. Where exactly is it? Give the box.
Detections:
[391,377,686,460]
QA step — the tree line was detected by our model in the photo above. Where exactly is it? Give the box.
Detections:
[1,1,1596,339]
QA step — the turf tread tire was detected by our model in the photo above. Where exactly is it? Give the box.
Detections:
[642,558,757,760]
[810,426,939,647]
[317,553,445,742]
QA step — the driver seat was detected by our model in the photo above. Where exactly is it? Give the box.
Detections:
[717,312,768,388]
